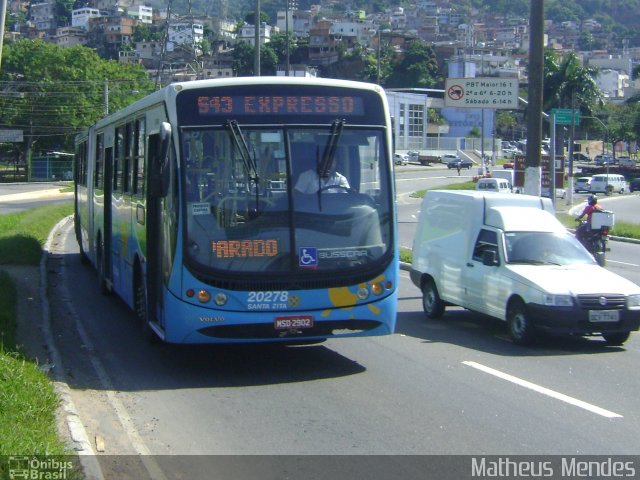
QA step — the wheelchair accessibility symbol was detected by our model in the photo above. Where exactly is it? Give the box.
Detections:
[299,247,318,268]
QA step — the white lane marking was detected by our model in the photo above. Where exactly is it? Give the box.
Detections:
[462,361,623,419]
[608,259,640,267]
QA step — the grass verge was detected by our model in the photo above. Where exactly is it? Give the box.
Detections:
[0,203,74,456]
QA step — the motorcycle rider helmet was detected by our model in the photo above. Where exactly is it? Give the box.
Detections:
[588,194,598,206]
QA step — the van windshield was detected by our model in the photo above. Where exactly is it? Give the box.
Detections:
[504,231,595,265]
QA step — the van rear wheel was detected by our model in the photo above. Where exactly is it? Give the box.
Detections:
[422,279,445,319]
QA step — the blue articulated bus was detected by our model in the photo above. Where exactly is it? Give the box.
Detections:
[74,77,398,344]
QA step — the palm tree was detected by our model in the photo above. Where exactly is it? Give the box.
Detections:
[542,50,604,154]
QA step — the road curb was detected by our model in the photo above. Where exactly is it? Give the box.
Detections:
[41,216,104,480]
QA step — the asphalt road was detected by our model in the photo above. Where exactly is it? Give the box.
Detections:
[0,182,73,214]
[41,188,640,480]
[5,176,640,479]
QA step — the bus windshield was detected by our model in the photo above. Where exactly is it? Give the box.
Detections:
[182,125,392,277]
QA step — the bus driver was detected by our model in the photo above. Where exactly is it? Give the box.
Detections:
[294,166,350,194]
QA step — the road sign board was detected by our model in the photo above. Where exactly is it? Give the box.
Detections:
[444,77,519,109]
[551,108,580,125]
[0,130,24,142]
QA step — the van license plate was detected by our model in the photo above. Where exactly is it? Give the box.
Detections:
[588,310,619,323]
[275,315,314,330]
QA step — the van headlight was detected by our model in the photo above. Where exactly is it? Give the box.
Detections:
[627,294,640,309]
[544,294,574,307]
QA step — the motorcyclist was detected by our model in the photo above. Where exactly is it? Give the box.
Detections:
[575,194,603,243]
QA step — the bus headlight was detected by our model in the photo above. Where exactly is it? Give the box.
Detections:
[214,292,228,306]
[357,286,369,300]
[371,283,384,296]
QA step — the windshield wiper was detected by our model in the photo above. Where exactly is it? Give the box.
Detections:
[510,259,563,266]
[314,119,345,211]
[225,120,261,215]
[318,119,345,179]
[225,120,259,186]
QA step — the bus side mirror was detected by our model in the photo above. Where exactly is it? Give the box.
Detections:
[150,122,172,198]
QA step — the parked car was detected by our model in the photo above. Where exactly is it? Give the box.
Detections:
[502,148,522,159]
[447,158,473,169]
[394,153,409,165]
[572,152,591,163]
[502,161,514,169]
[476,177,512,193]
[630,178,640,192]
[594,154,614,166]
[617,156,637,168]
[574,177,592,193]
[440,153,460,164]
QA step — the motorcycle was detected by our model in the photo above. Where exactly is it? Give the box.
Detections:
[575,219,610,267]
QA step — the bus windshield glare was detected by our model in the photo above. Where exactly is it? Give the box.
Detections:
[182,125,392,276]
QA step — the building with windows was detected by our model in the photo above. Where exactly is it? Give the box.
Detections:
[72,7,103,30]
[128,5,153,24]
[386,90,443,150]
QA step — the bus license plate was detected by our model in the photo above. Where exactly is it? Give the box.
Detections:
[274,315,314,330]
[588,310,619,323]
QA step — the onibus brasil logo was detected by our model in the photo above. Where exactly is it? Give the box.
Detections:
[7,456,74,480]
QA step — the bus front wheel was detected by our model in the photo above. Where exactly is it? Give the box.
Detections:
[134,269,159,344]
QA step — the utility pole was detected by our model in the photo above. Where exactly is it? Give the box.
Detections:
[254,0,261,76]
[524,0,544,196]
[0,0,7,71]
[285,0,290,76]
[104,79,109,116]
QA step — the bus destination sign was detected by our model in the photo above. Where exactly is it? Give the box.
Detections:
[445,78,519,109]
[197,95,365,116]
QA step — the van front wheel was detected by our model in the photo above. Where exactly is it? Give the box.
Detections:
[507,300,535,345]
[422,279,445,319]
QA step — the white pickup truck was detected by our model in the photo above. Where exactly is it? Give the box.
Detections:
[409,190,640,346]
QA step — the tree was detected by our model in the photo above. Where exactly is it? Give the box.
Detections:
[385,40,441,88]
[0,40,154,158]
[495,110,517,137]
[542,50,604,152]
[600,103,639,158]
[232,42,255,76]
[231,42,278,76]
[244,11,271,26]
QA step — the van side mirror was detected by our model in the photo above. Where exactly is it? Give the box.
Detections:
[482,249,499,266]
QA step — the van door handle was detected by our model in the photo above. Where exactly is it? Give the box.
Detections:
[466,262,474,267]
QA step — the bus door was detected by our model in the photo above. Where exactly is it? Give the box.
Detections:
[145,131,171,329]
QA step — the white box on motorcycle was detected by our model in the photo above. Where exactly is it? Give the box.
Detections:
[591,210,614,230]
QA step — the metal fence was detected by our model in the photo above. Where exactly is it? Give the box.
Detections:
[29,154,74,182]
[0,153,74,183]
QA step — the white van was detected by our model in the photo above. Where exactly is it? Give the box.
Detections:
[410,190,640,345]
[589,174,627,194]
[476,177,511,193]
